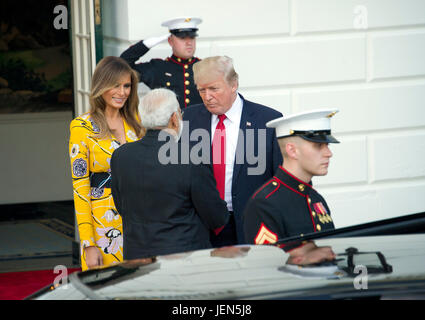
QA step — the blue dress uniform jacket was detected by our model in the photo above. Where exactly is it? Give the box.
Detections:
[111,130,229,260]
[182,95,283,244]
[244,166,335,249]
[120,40,202,108]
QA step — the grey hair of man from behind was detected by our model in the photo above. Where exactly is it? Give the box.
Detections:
[139,88,180,129]
[193,55,239,87]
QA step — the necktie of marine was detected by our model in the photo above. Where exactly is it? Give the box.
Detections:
[212,114,227,200]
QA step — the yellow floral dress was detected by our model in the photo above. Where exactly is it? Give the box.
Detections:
[69,113,139,271]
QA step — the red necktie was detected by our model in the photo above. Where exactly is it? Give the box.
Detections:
[212,114,226,200]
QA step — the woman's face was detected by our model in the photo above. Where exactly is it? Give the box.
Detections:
[102,73,132,111]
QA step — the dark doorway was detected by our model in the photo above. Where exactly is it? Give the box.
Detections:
[0,0,73,114]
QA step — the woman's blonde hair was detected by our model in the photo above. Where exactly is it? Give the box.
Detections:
[89,56,144,139]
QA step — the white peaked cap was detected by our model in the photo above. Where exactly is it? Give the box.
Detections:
[161,17,202,31]
[267,109,340,143]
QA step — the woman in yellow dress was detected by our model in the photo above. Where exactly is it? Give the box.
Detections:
[69,56,144,270]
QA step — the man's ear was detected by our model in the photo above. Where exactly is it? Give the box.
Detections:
[171,111,179,128]
[167,111,178,130]
[231,81,238,93]
[285,142,298,160]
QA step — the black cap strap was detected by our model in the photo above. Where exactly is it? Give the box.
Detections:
[291,130,331,137]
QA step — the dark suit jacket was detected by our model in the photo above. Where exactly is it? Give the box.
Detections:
[182,94,283,243]
[111,130,229,260]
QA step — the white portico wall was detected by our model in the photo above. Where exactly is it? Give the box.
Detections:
[102,0,425,228]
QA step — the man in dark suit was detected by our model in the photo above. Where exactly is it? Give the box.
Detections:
[182,56,283,246]
[110,88,229,260]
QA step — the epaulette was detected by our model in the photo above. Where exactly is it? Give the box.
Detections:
[251,178,280,200]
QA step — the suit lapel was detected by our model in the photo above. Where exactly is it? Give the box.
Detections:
[232,96,255,187]
[202,106,213,135]
[196,105,213,163]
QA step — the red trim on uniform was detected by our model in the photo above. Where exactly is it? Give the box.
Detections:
[213,225,225,236]
[274,177,306,197]
[183,65,187,107]
[265,181,280,199]
[275,173,316,232]
[252,179,275,199]
[169,56,182,65]
[278,166,313,189]
[169,56,198,66]
[168,56,199,108]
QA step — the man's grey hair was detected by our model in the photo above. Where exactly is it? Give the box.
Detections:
[139,88,180,129]
[193,55,239,87]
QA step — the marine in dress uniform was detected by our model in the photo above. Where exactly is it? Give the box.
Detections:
[120,17,203,108]
[244,109,340,250]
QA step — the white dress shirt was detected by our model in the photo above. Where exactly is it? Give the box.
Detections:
[210,93,243,211]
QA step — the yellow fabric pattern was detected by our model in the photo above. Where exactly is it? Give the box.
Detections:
[69,113,139,271]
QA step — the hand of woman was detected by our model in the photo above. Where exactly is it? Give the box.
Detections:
[84,246,104,269]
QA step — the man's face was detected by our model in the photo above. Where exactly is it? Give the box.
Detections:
[196,76,237,115]
[296,139,333,178]
[168,35,196,60]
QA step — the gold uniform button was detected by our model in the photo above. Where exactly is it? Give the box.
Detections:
[188,58,192,62]
[316,224,321,231]
[312,211,316,217]
[184,72,190,77]
[185,80,190,85]
[185,89,190,94]
[184,65,189,69]
[272,181,278,186]
[166,82,171,87]
[177,58,182,62]
[298,184,305,192]
[307,196,311,204]
[185,98,190,104]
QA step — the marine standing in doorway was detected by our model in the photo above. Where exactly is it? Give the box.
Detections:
[120,16,203,108]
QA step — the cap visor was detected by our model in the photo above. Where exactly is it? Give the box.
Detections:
[171,30,198,38]
[301,134,340,144]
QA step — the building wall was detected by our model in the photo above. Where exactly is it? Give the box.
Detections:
[103,0,425,228]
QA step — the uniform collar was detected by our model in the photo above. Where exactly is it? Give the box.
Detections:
[169,55,197,65]
[274,166,314,196]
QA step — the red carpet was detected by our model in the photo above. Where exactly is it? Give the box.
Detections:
[0,268,81,300]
